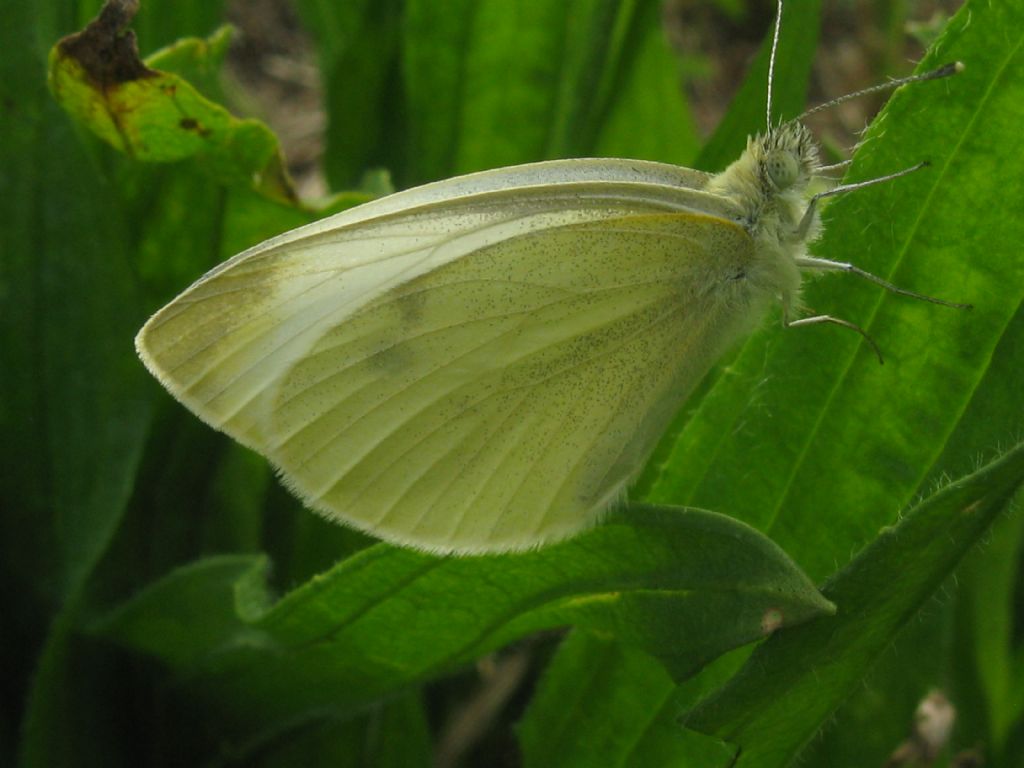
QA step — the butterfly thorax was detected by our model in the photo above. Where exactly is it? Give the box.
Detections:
[705,120,821,306]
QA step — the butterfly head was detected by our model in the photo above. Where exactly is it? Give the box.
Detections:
[758,120,819,194]
[705,118,821,240]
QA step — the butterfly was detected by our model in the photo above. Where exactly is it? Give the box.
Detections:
[136,2,963,554]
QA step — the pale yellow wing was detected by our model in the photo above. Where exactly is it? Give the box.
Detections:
[269,213,755,552]
[137,162,753,553]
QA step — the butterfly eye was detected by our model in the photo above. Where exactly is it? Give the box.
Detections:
[765,150,799,189]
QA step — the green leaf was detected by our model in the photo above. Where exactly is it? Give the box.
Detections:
[642,0,1024,585]
[405,0,613,176]
[695,0,821,172]
[92,555,271,667]
[250,693,432,768]
[0,11,152,609]
[592,0,701,165]
[11,6,327,765]
[957,501,1024,760]
[794,584,959,766]
[47,2,297,204]
[143,23,232,99]
[334,0,703,186]
[19,596,132,768]
[519,631,734,768]
[801,500,1024,768]
[683,441,1024,767]
[96,506,831,743]
[306,0,401,189]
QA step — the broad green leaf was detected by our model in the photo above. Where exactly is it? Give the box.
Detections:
[293,0,374,64]
[592,0,701,164]
[643,0,1024,583]
[406,0,608,175]
[251,693,432,768]
[519,631,733,768]
[801,500,1024,767]
[305,0,702,190]
[399,0,475,184]
[0,13,151,610]
[3,7,153,764]
[48,2,297,204]
[957,501,1024,760]
[794,585,955,766]
[403,0,697,184]
[96,506,832,744]
[91,555,271,667]
[307,0,402,188]
[684,441,1024,767]
[20,596,135,768]
[542,0,644,159]
[13,5,325,765]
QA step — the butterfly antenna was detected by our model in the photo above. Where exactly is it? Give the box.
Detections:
[766,0,784,128]
[799,61,963,120]
[797,161,929,239]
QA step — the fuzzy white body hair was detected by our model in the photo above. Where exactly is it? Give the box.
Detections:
[706,120,823,321]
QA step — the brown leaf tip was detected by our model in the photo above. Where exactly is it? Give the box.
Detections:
[56,0,155,88]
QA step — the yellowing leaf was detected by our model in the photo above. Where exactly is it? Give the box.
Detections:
[48,0,297,205]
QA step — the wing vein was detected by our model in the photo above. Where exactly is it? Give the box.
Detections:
[374,296,689,546]
[272,273,679,449]
[474,299,691,544]
[282,276,675,487]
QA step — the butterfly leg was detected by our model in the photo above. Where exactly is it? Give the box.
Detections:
[782,306,885,364]
[795,256,971,308]
[797,162,929,239]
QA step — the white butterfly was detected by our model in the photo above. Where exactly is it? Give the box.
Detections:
[136,4,962,554]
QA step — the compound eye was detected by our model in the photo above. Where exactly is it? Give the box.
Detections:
[765,150,799,189]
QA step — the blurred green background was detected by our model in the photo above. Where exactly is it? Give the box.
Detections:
[2,1,1022,766]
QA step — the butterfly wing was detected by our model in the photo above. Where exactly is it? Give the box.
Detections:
[137,161,756,553]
